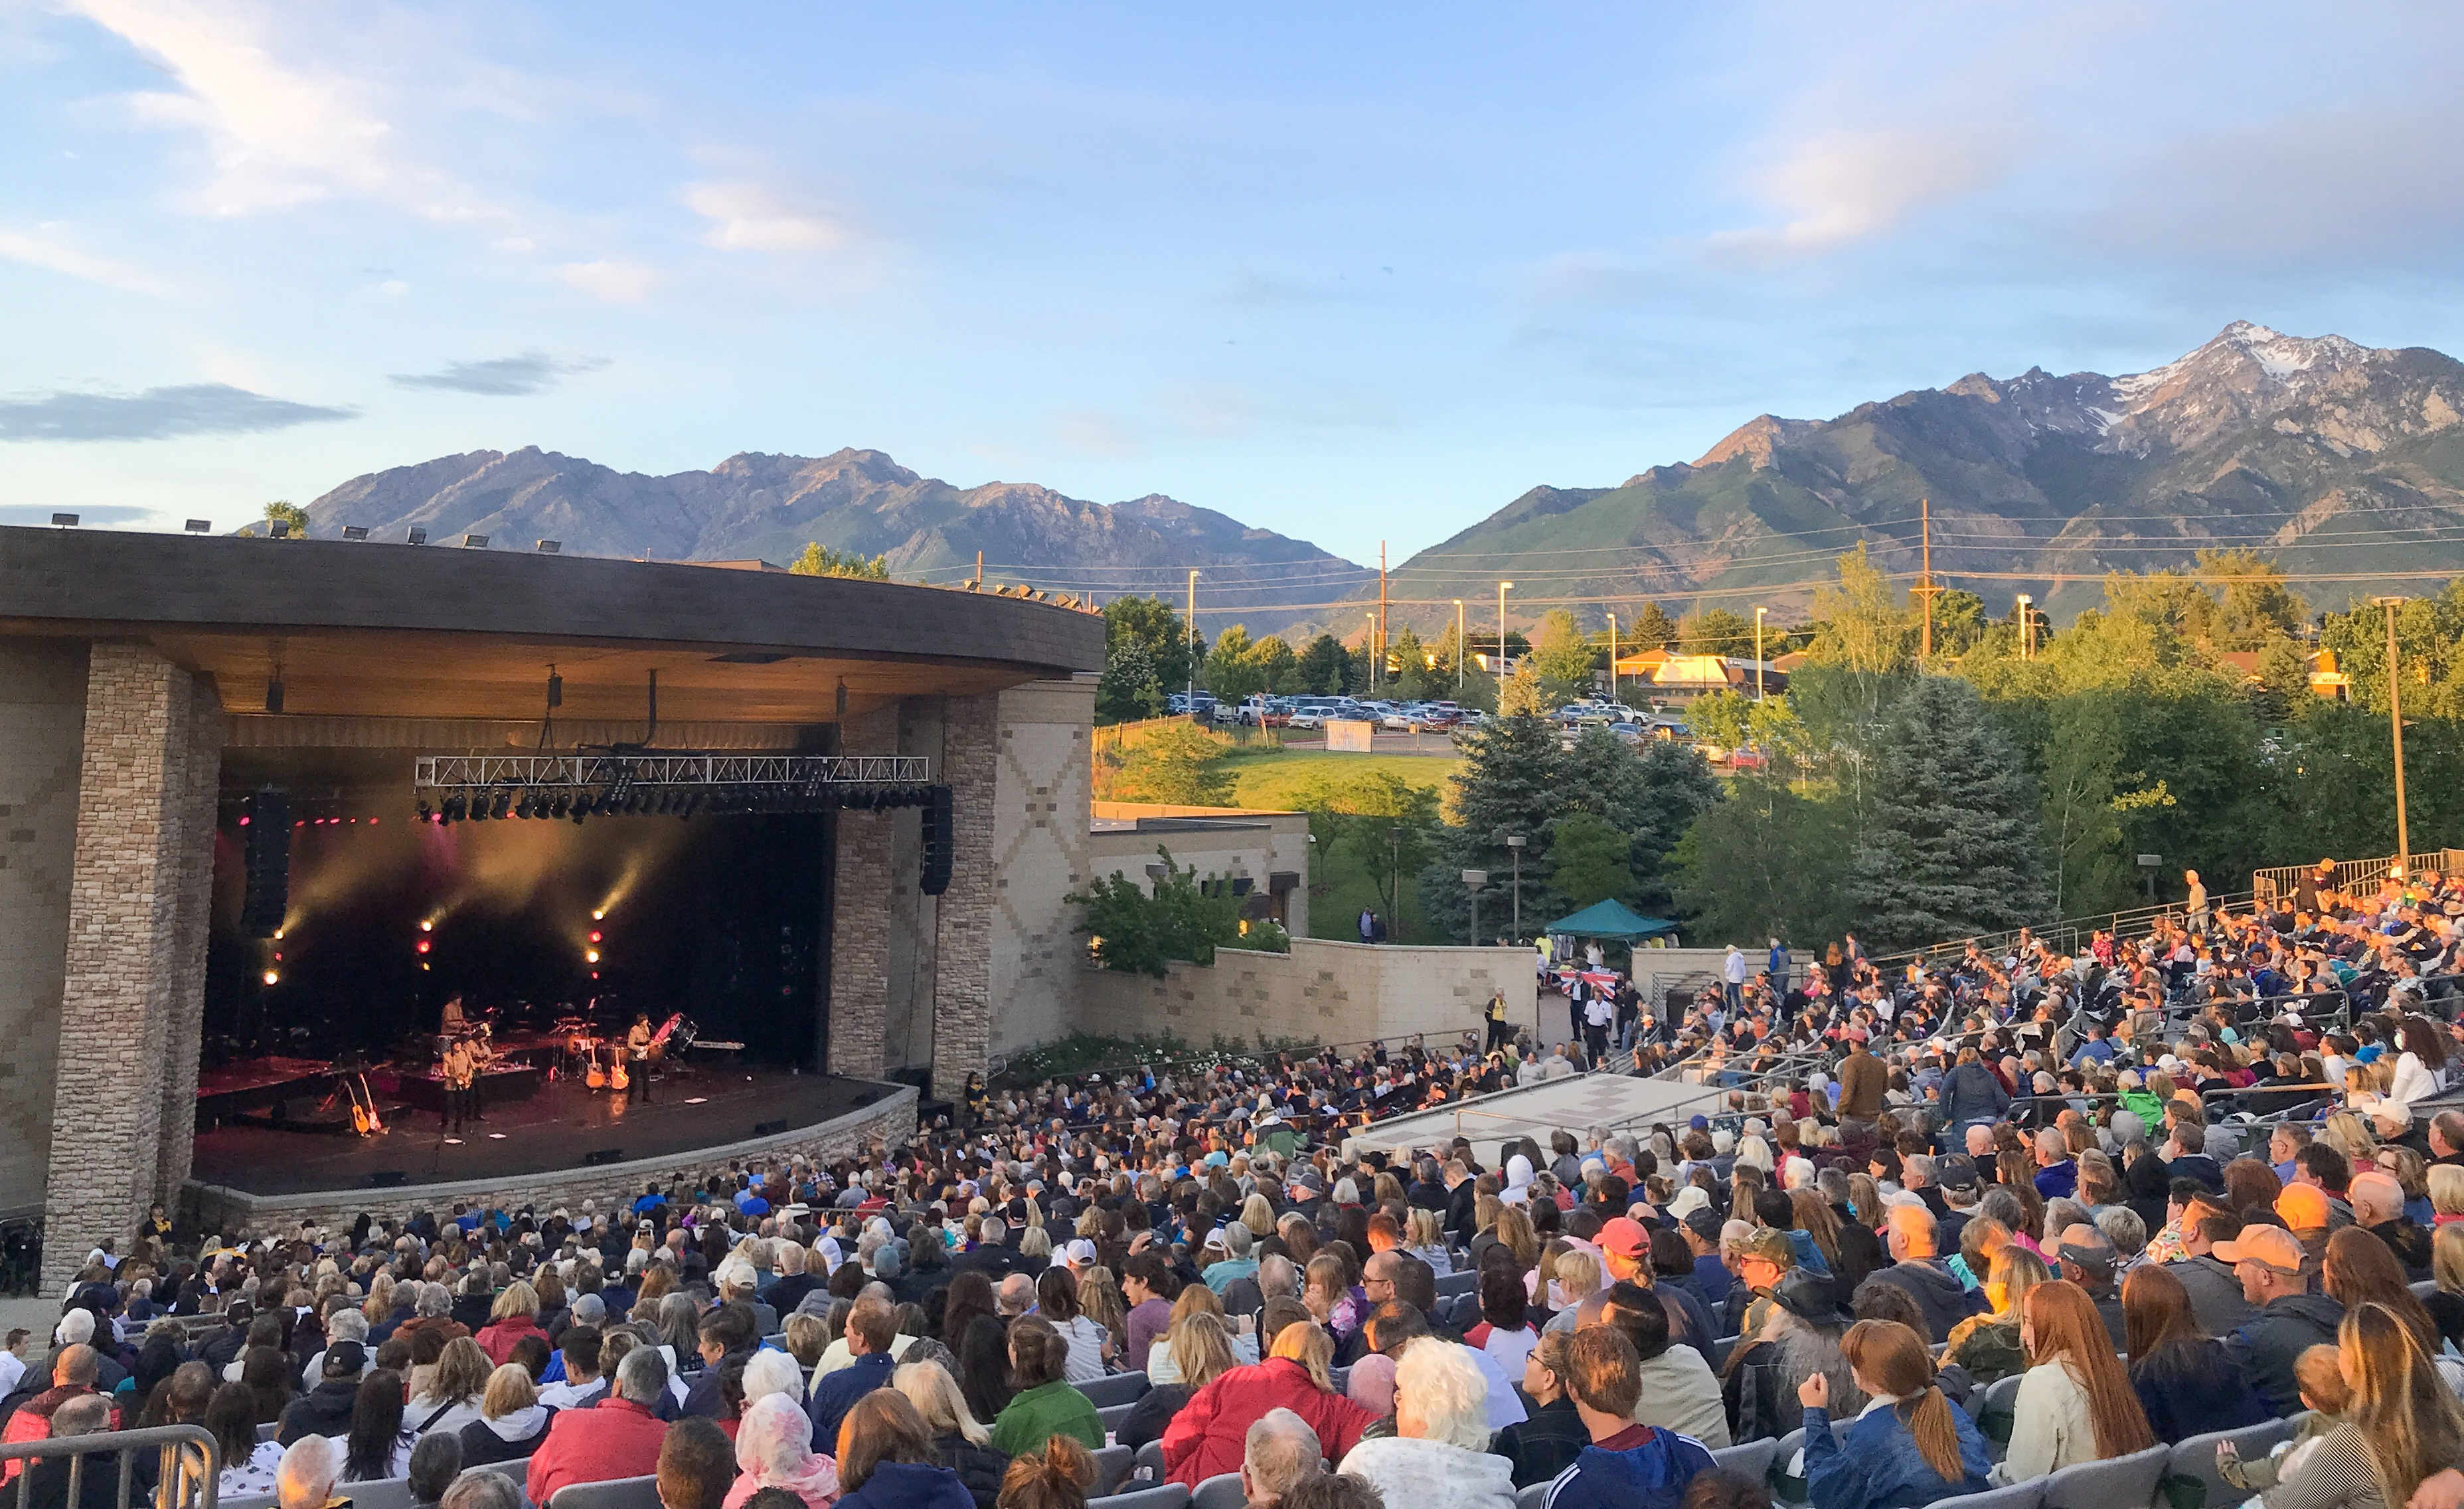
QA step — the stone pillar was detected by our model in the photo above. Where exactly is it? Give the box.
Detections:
[155,678,223,1197]
[826,705,896,1079]
[0,641,92,1222]
[931,692,999,1102]
[44,644,216,1290]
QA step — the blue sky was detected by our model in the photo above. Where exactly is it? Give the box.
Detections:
[7,3,2464,564]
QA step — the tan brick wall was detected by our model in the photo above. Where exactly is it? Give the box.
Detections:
[156,678,222,1197]
[46,643,218,1288]
[931,692,1001,1101]
[0,641,90,1219]
[1071,937,1539,1053]
[827,706,898,1079]
[185,1085,916,1237]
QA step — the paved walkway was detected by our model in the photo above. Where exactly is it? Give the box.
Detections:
[1342,1072,1722,1165]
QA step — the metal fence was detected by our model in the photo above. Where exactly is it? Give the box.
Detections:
[2,1423,218,1509]
[2252,849,2464,903]
[413,753,932,790]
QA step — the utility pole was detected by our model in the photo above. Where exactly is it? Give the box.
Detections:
[1187,569,1200,709]
[1914,497,1940,661]
[2376,596,2413,874]
[1497,582,1513,701]
[1507,834,1526,940]
[1754,606,1767,701]
[2015,594,2035,660]
[973,550,983,589]
[1454,600,1465,693]
[1607,613,1617,702]
[1377,540,1388,698]
[1366,614,1378,693]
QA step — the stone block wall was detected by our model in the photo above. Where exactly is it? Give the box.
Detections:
[185,1085,916,1237]
[45,643,220,1288]
[827,705,898,1079]
[985,679,1098,1059]
[930,692,1000,1102]
[0,641,90,1219]
[1071,937,1538,1053]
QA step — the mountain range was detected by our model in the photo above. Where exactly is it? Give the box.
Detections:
[303,320,2464,637]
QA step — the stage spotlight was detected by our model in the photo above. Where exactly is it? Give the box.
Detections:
[548,793,570,818]
[591,907,605,921]
[490,791,511,820]
[416,800,433,822]
[420,920,432,932]
[586,949,600,964]
[416,939,430,954]
[515,794,535,820]
[442,794,467,822]
[273,928,284,940]
[261,969,280,986]
[588,930,602,943]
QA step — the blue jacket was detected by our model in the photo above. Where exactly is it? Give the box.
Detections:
[1542,1426,1714,1509]
[834,1463,975,1509]
[1801,1401,1991,1509]
[808,1350,896,1453]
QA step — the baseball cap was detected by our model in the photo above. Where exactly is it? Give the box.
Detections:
[1736,1227,1797,1267]
[2213,1223,2306,1274]
[1064,1238,1098,1266]
[1933,1155,1980,1191]
[1682,1208,1724,1243]
[322,1340,367,1378]
[2276,1184,2332,1229]
[1668,1187,1712,1220]
[1598,1217,1649,1260]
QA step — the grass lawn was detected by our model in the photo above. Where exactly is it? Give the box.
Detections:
[1213,747,1465,944]
[1220,748,1463,813]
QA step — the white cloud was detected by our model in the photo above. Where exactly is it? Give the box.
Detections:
[684,182,847,252]
[1712,126,2014,257]
[556,259,655,303]
[68,0,493,220]
[0,226,169,294]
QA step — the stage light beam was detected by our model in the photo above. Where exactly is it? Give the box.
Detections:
[261,969,279,986]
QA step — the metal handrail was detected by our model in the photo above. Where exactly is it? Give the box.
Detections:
[3,1423,218,1509]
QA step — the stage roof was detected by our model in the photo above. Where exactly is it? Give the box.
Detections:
[0,525,1104,723]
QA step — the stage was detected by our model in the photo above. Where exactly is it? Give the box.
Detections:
[189,1064,892,1197]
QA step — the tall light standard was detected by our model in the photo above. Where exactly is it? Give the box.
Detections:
[1753,606,1767,701]
[1463,869,1487,946]
[1497,581,1513,701]
[1366,613,1379,693]
[1607,612,1619,702]
[1186,569,1200,707]
[2374,596,2414,874]
[1506,834,1526,940]
[2015,594,2034,661]
[1454,600,1465,693]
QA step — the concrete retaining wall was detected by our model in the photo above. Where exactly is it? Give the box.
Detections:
[1072,938,1538,1051]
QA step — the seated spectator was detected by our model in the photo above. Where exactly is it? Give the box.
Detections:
[1720,1271,1860,1446]
[1463,1259,1539,1377]
[440,1471,521,1509]
[988,1317,1102,1459]
[726,1393,843,1509]
[1993,1281,2156,1484]
[833,1389,975,1509]
[2214,1346,2348,1499]
[206,1381,286,1498]
[2121,1265,2270,1444]
[1115,1312,1235,1450]
[459,1362,556,1466]
[2228,1302,2464,1509]
[1242,1407,1325,1509]
[1537,1327,1714,1509]
[812,1294,904,1461]
[1035,1270,1111,1384]
[1491,1332,1588,1489]
[1337,1339,1515,1509]
[2217,1224,2344,1416]
[407,1433,461,1509]
[476,1281,548,1366]
[278,1340,367,1445]
[1941,1245,2046,1386]
[529,1344,673,1506]
[993,1435,1094,1509]
[1598,1282,1729,1450]
[1146,1283,1256,1385]
[1163,1309,1375,1486]
[408,1336,491,1437]
[538,1325,608,1409]
[1799,1320,1989,1509]
[1861,1205,1980,1345]
[339,1368,417,1482]
[275,1433,342,1509]
[665,1417,742,1509]
[896,1359,1010,1509]
[22,1394,119,1509]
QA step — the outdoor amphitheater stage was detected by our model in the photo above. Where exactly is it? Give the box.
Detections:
[189,1065,887,1197]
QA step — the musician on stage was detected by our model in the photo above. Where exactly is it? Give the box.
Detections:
[440,994,467,1035]
[441,1035,476,1132]
[626,1013,653,1104]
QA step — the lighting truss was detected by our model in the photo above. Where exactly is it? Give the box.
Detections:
[413,753,938,823]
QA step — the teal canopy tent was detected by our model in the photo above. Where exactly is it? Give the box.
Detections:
[1544,898,1679,940]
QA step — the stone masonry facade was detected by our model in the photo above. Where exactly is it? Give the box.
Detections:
[931,692,999,1103]
[45,643,220,1290]
[0,641,90,1220]
[827,707,898,1079]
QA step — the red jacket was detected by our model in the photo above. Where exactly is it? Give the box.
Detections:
[527,1397,668,1506]
[1,1387,117,1484]
[477,1315,548,1366]
[1160,1359,1374,1487]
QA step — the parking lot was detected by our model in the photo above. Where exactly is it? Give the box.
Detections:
[1276,729,1461,756]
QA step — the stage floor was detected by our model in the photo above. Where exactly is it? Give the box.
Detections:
[190,1064,885,1196]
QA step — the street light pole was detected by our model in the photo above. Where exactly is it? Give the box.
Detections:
[1754,606,1767,701]
[1187,569,1200,707]
[1506,834,1526,940]
[1607,613,1618,702]
[1463,869,1487,946]
[2015,594,2034,661]
[2375,596,2413,873]
[1366,612,1378,694]
[1498,582,1513,701]
[1454,600,1465,693]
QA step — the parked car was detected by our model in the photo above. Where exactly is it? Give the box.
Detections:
[1728,746,1767,770]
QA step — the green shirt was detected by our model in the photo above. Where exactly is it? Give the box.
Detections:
[990,1379,1105,1459]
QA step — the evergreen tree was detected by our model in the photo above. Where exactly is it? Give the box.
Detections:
[1558,728,1722,918]
[1295,633,1351,695]
[1532,608,1598,692]
[1100,597,1199,720]
[1679,608,1756,656]
[1848,676,2050,950]
[1629,602,1677,650]
[1387,626,1432,700]
[1548,812,1634,907]
[1418,711,1565,942]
